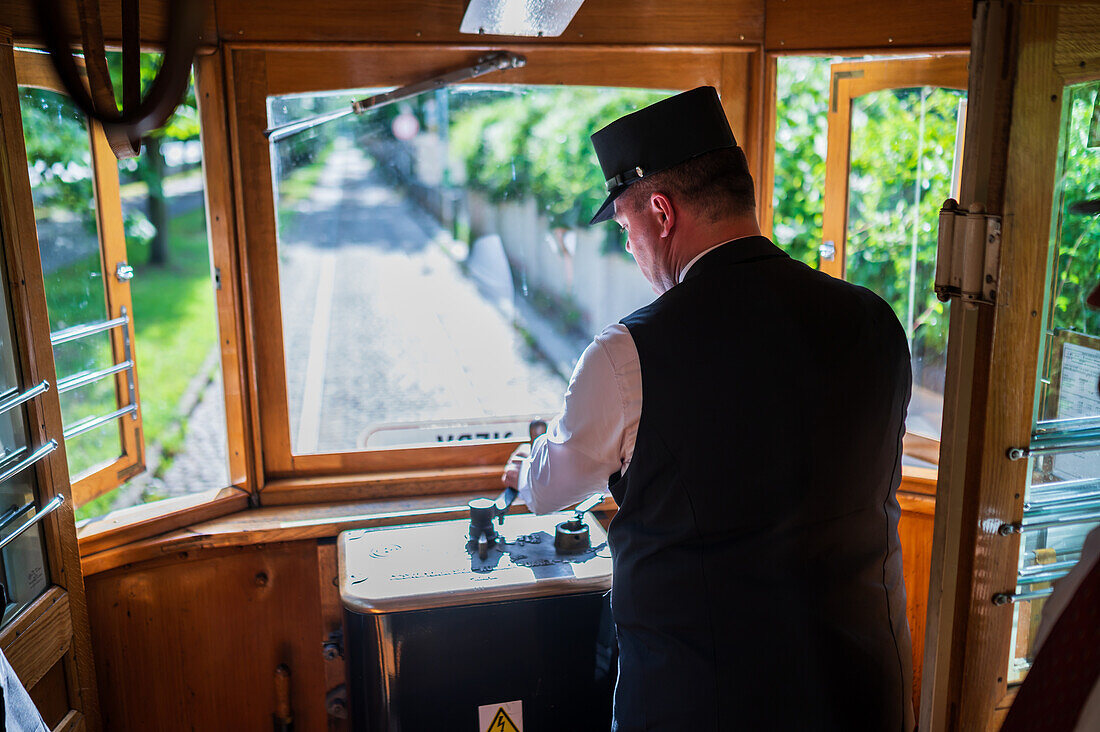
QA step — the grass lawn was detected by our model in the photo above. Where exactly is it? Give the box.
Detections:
[74,153,328,520]
[75,206,218,520]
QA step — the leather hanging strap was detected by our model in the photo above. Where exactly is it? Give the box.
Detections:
[32,0,205,159]
[75,0,139,156]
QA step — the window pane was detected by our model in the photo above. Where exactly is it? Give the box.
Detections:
[19,87,123,479]
[1009,79,1100,683]
[269,85,672,453]
[846,86,966,453]
[772,57,832,268]
[0,232,49,628]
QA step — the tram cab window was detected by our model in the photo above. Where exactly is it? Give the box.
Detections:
[268,85,671,454]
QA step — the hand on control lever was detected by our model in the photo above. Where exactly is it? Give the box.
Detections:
[501,442,530,489]
[500,419,547,488]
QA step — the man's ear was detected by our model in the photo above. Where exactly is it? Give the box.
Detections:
[650,192,676,237]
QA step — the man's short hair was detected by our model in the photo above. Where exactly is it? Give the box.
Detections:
[617,147,756,222]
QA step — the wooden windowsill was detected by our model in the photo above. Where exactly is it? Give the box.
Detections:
[901,464,938,495]
[79,491,618,576]
[77,487,250,557]
[80,465,939,577]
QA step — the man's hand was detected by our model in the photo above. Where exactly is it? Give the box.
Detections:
[501,442,531,488]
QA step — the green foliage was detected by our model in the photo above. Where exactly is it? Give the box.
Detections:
[104,52,199,142]
[449,87,671,228]
[772,60,965,376]
[772,58,831,267]
[19,88,95,230]
[846,86,964,357]
[1051,82,1100,339]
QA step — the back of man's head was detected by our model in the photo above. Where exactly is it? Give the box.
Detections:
[617,147,756,223]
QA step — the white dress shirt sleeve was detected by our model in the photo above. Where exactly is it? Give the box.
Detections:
[518,323,642,514]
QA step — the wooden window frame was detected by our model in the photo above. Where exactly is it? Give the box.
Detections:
[0,31,100,727]
[74,48,254,556]
[821,54,969,281]
[227,43,763,504]
[920,3,1100,729]
[13,49,147,506]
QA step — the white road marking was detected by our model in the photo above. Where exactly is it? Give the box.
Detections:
[296,252,336,453]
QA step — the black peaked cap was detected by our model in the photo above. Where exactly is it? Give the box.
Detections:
[588,86,738,225]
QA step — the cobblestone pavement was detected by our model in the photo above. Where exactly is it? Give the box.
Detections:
[280,140,567,453]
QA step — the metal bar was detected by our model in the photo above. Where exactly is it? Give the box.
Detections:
[49,315,128,345]
[56,361,133,394]
[1019,559,1079,575]
[0,494,64,552]
[1018,510,1100,533]
[265,107,354,144]
[1028,476,1100,498]
[120,307,137,421]
[1014,569,1071,586]
[1035,414,1100,434]
[0,380,50,415]
[0,440,58,485]
[0,446,28,473]
[1024,493,1100,516]
[263,52,527,143]
[992,587,1055,605]
[63,404,137,440]
[1033,429,1100,446]
[1008,438,1100,460]
[0,501,35,535]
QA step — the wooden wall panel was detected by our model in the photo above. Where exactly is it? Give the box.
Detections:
[765,0,972,52]
[4,0,219,47]
[216,0,764,46]
[898,492,936,721]
[29,659,71,730]
[4,0,762,47]
[259,45,729,98]
[85,542,329,731]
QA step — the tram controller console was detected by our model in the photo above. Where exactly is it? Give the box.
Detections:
[339,487,615,731]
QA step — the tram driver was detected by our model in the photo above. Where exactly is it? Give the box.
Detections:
[502,86,916,731]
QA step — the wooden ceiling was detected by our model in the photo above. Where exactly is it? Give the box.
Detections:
[2,0,971,52]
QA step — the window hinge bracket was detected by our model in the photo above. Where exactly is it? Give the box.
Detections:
[934,199,1001,306]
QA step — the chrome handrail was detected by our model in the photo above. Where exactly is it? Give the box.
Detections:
[0,440,57,485]
[57,360,134,394]
[62,404,137,440]
[0,380,50,415]
[0,494,64,552]
[49,315,129,346]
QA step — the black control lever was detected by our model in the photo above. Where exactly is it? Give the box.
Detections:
[467,418,550,559]
[555,493,603,554]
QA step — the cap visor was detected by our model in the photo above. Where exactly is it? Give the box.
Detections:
[588,187,627,225]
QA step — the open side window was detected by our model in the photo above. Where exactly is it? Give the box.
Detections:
[821,55,969,468]
[15,50,145,507]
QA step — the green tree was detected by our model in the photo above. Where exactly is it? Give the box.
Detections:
[107,53,200,266]
[1051,81,1100,339]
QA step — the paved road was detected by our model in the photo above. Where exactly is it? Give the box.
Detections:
[278,140,566,453]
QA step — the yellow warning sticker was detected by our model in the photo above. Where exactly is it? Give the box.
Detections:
[488,708,520,732]
[478,700,523,731]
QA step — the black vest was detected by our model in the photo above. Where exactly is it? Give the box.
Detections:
[608,237,914,731]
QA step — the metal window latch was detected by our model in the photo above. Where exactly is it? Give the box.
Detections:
[115,261,135,282]
[934,199,1001,306]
